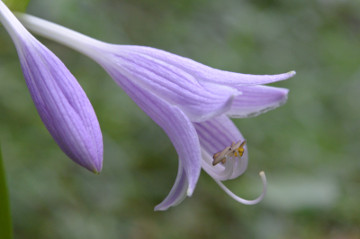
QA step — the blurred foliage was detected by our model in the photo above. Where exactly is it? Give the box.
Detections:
[1,0,360,238]
[3,0,30,12]
[0,144,13,239]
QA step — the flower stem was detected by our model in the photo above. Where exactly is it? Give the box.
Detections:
[0,0,29,44]
[0,144,13,239]
[16,13,103,57]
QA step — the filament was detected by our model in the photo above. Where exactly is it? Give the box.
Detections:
[214,171,267,205]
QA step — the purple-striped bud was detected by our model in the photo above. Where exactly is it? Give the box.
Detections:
[0,1,103,173]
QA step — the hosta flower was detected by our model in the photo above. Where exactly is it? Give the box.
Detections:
[0,2,103,173]
[18,13,295,210]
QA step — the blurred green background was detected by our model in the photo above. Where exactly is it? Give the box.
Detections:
[1,0,360,238]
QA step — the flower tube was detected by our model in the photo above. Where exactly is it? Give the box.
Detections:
[18,13,295,209]
[0,2,103,173]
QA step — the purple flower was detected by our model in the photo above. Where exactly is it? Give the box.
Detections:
[18,14,295,210]
[0,2,103,173]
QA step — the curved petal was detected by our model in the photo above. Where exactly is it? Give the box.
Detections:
[102,47,238,122]
[123,45,296,86]
[105,66,202,196]
[227,85,289,118]
[154,161,188,211]
[194,116,247,180]
[0,2,103,172]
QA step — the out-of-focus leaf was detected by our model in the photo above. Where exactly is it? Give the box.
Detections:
[264,174,340,211]
[0,144,13,239]
[3,0,30,12]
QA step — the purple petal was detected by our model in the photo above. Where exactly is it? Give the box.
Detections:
[194,116,248,180]
[105,66,202,196]
[0,2,103,172]
[99,46,237,122]
[227,85,289,118]
[124,46,296,86]
[154,161,188,211]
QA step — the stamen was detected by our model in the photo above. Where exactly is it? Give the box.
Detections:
[201,149,236,181]
[212,140,246,166]
[212,146,231,166]
[237,140,246,157]
[214,171,267,205]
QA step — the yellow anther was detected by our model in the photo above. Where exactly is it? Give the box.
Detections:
[238,149,244,157]
[237,140,246,157]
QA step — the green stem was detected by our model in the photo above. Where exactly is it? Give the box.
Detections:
[0,144,13,239]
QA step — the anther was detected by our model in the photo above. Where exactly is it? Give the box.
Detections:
[212,140,246,166]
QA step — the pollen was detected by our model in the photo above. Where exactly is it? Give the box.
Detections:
[212,140,246,166]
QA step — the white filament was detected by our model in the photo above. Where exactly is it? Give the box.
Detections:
[215,171,267,205]
[201,149,236,181]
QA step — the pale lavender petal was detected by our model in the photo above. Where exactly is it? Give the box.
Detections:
[227,85,289,118]
[154,161,188,211]
[0,2,103,172]
[96,45,237,122]
[194,116,248,180]
[123,45,296,86]
[105,66,202,196]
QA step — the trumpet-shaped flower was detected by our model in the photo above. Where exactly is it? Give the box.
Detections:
[0,2,103,173]
[18,13,296,210]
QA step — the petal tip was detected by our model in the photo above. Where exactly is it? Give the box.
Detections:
[85,163,102,174]
[92,169,101,175]
[78,156,103,174]
[288,70,296,77]
[154,205,165,211]
[186,187,194,197]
